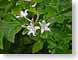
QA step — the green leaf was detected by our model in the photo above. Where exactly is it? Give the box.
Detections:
[7,24,21,43]
[0,18,21,43]
[55,15,64,23]
[0,19,21,49]
[48,40,56,49]
[32,40,43,53]
[45,6,57,17]
[0,32,4,49]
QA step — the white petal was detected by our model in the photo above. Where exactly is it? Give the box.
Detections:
[41,29,44,34]
[30,23,33,26]
[20,11,23,16]
[35,26,40,30]
[25,12,28,17]
[47,28,50,31]
[16,16,20,18]
[27,26,31,30]
[42,20,46,23]
[25,9,28,12]
[39,22,41,25]
[21,25,26,28]
[27,31,32,35]
[20,11,28,17]
[32,32,36,36]
[47,23,50,26]
[22,31,27,35]
[32,2,37,7]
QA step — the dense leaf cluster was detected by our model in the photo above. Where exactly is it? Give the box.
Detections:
[0,0,72,54]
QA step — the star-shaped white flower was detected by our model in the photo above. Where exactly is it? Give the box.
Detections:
[39,20,50,34]
[16,9,28,18]
[27,23,40,36]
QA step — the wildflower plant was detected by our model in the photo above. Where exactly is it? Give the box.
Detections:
[0,0,72,54]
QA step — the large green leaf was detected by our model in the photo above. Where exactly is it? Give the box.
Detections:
[32,40,43,53]
[0,19,21,49]
[7,23,21,43]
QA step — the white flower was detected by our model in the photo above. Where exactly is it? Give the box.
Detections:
[20,9,28,17]
[16,9,28,18]
[27,23,40,36]
[39,20,50,34]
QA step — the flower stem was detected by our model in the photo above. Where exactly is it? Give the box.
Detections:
[35,12,40,24]
[24,17,32,22]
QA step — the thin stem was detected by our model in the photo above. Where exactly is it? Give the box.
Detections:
[35,12,40,24]
[24,17,32,22]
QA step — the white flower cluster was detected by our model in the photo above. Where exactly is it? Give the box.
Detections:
[16,9,51,36]
[26,20,50,36]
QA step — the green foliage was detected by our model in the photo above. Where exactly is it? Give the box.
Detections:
[32,40,43,53]
[0,0,72,54]
[0,32,4,49]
